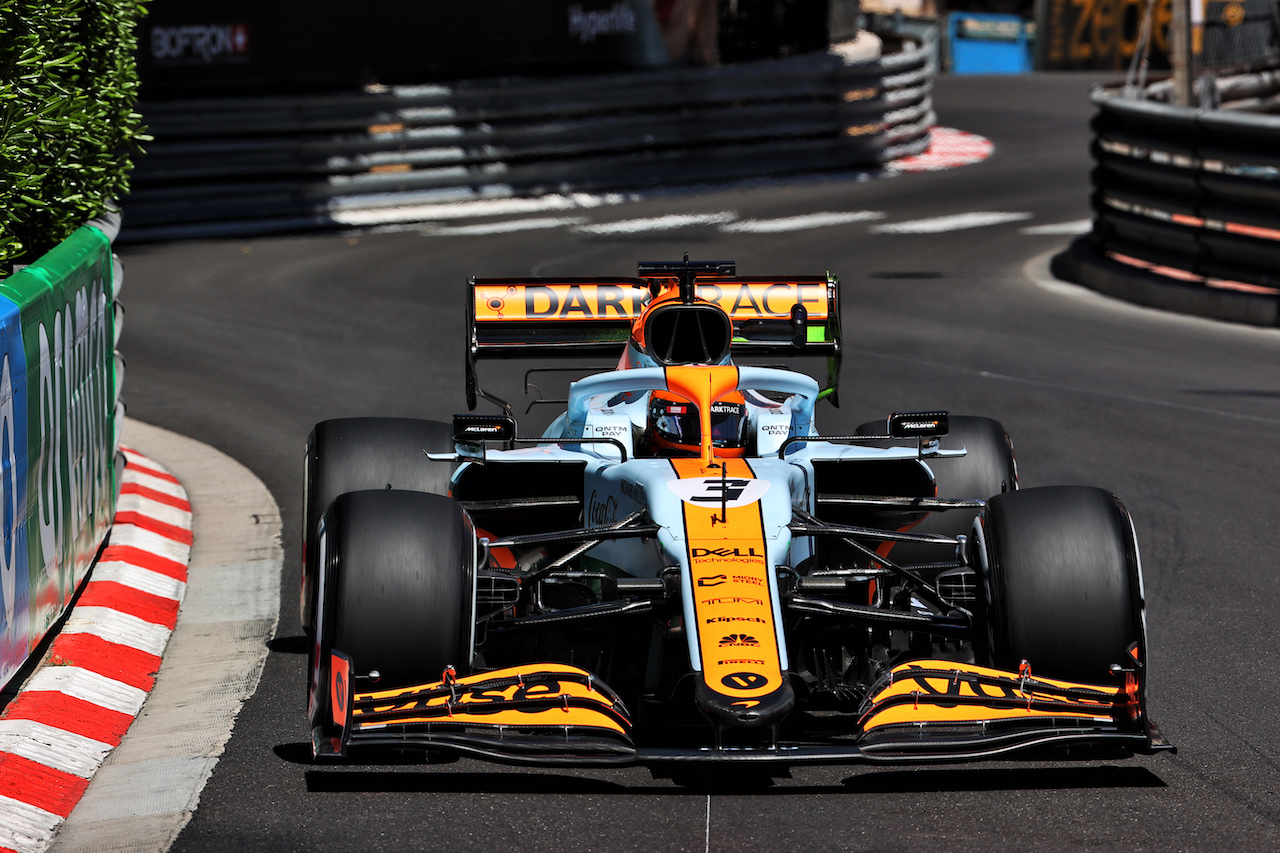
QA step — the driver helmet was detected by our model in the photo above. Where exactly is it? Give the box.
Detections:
[646,391,749,457]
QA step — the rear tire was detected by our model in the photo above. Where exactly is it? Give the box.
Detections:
[975,486,1144,683]
[854,416,1016,565]
[302,417,454,632]
[309,490,476,744]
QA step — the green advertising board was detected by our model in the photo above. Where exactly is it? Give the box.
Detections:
[0,223,118,687]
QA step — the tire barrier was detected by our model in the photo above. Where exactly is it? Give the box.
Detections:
[1055,72,1280,326]
[0,212,124,689]
[120,37,935,242]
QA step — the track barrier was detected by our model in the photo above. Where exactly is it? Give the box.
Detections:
[1054,72,1280,326]
[121,33,936,242]
[0,213,124,689]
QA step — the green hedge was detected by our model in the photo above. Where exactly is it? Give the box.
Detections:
[0,0,149,267]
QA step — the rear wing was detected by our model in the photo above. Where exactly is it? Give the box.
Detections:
[466,274,843,411]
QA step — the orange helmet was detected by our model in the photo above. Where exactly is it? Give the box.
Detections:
[646,391,749,458]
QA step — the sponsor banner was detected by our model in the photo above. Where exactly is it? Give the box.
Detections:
[138,0,667,94]
[150,23,250,67]
[0,225,117,688]
[474,281,829,322]
[1037,0,1173,69]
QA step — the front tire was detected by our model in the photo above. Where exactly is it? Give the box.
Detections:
[975,486,1144,683]
[302,417,455,633]
[308,490,476,748]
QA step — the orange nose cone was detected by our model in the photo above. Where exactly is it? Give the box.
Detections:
[663,365,740,469]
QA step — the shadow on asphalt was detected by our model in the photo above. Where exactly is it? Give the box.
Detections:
[267,635,309,654]
[278,739,1166,796]
[841,765,1166,792]
[303,770,636,795]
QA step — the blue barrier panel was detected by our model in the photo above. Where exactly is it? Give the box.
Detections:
[948,13,1032,74]
[0,223,117,688]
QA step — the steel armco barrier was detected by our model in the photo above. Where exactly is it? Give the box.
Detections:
[1057,72,1280,326]
[120,38,935,242]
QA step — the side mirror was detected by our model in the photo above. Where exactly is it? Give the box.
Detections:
[888,411,949,439]
[452,414,516,462]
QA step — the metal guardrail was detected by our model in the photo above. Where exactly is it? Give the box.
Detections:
[120,38,936,242]
[1058,72,1280,326]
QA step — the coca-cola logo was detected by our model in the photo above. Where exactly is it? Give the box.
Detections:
[588,490,618,526]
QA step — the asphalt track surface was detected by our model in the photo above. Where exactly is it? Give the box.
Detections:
[114,74,1280,851]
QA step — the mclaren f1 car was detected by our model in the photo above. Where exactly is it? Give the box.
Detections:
[302,257,1172,771]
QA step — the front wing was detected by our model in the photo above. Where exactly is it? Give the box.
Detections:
[318,658,1174,766]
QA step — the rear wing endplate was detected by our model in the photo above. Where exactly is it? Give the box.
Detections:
[466,274,842,410]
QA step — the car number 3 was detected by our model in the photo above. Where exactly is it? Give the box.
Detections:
[667,477,770,508]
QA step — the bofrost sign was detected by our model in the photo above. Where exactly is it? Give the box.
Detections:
[0,225,118,689]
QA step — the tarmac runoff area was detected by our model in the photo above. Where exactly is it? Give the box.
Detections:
[1,419,282,853]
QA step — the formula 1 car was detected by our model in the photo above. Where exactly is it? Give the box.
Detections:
[302,258,1173,771]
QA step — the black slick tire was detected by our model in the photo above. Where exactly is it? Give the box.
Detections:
[309,489,476,748]
[975,485,1144,683]
[301,417,454,633]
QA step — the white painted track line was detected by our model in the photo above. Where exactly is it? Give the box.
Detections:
[575,211,738,235]
[1019,218,1093,235]
[870,211,1032,234]
[722,211,885,233]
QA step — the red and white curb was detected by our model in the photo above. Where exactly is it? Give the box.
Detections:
[0,448,191,853]
[888,127,994,173]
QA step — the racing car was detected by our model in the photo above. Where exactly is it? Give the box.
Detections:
[302,257,1173,771]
